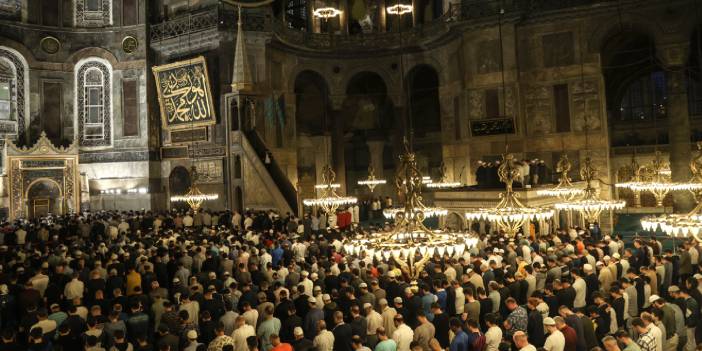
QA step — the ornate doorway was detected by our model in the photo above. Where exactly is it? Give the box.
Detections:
[6,132,80,220]
[26,179,62,218]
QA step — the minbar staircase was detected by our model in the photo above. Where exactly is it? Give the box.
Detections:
[241,130,298,214]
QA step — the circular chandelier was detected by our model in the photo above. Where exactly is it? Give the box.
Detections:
[616,151,702,207]
[386,4,412,15]
[537,153,584,200]
[554,157,625,223]
[357,166,387,192]
[313,7,342,19]
[465,153,554,236]
[343,141,478,279]
[170,166,219,212]
[303,165,357,213]
[425,162,462,189]
[641,143,702,241]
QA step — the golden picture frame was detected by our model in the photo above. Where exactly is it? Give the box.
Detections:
[152,56,217,131]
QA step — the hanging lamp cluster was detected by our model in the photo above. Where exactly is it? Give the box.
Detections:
[357,166,387,192]
[537,153,584,200]
[170,166,219,212]
[465,153,554,236]
[343,141,478,279]
[426,162,462,189]
[554,157,625,223]
[641,143,702,241]
[303,165,358,213]
[616,151,702,207]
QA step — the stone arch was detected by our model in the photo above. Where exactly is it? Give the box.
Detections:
[0,45,29,139]
[406,64,441,135]
[587,13,667,55]
[340,65,399,106]
[294,69,331,135]
[25,178,63,218]
[403,56,447,86]
[67,47,120,68]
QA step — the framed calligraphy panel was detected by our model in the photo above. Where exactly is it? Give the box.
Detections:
[152,56,217,131]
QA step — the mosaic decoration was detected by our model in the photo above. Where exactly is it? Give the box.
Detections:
[0,48,25,138]
[152,56,216,131]
[194,160,223,184]
[76,60,111,147]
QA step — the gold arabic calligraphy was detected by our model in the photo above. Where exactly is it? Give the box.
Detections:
[160,65,212,125]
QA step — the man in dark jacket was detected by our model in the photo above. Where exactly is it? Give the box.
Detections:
[331,311,353,351]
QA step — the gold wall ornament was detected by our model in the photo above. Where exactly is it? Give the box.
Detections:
[122,36,139,54]
[152,56,217,131]
[40,36,60,54]
[5,132,80,220]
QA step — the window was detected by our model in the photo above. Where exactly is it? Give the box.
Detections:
[553,84,570,133]
[122,0,137,25]
[485,89,500,118]
[86,0,101,11]
[122,79,138,136]
[42,0,60,26]
[0,81,10,120]
[84,69,104,139]
[76,0,111,27]
[619,71,667,121]
[76,59,111,147]
[286,0,307,30]
[42,82,63,143]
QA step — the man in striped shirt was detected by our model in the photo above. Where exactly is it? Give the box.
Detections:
[633,317,657,351]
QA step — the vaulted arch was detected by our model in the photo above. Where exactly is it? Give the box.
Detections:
[294,70,330,135]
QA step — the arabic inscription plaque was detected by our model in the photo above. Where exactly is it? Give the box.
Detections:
[152,56,217,130]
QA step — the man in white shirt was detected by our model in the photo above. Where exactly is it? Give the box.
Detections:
[232,316,255,351]
[391,314,414,351]
[485,313,503,351]
[513,331,536,351]
[64,272,84,301]
[543,317,565,351]
[364,302,383,348]
[642,312,663,351]
[313,320,334,351]
[453,281,465,315]
[571,270,587,309]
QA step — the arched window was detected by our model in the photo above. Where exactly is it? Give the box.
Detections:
[0,60,15,121]
[0,46,28,138]
[76,59,111,147]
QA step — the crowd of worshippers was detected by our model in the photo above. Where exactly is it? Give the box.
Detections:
[475,159,551,188]
[1,210,702,351]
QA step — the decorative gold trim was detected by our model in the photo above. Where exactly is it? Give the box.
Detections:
[152,56,217,131]
[5,132,80,220]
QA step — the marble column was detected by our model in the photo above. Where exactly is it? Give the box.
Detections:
[660,43,694,211]
[330,95,347,194]
[366,140,386,179]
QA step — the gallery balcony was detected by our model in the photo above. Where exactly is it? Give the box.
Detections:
[149,0,622,54]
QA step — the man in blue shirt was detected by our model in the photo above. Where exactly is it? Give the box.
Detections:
[449,318,469,351]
